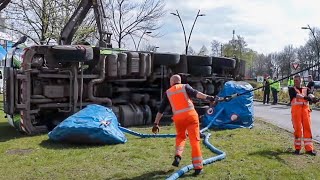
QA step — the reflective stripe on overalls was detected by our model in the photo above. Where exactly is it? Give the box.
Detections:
[291,87,313,151]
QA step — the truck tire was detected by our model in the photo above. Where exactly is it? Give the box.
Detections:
[187,55,212,66]
[51,45,94,62]
[173,55,188,73]
[191,82,204,93]
[189,66,211,76]
[212,56,236,69]
[131,93,143,104]
[143,105,152,125]
[205,82,215,95]
[214,81,224,95]
[153,53,180,66]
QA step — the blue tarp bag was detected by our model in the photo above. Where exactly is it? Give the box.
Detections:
[202,81,254,129]
[48,104,127,144]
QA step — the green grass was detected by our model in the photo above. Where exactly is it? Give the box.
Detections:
[0,94,320,179]
[1,109,320,180]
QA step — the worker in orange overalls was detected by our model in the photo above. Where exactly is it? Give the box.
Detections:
[289,74,317,156]
[152,74,216,175]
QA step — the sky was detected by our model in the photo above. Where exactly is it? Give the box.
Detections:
[141,0,320,55]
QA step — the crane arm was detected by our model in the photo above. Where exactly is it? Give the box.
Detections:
[0,0,11,12]
[59,0,111,48]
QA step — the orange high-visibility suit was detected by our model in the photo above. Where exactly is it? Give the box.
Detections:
[291,87,313,151]
[166,84,203,170]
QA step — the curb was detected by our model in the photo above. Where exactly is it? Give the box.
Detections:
[253,99,320,111]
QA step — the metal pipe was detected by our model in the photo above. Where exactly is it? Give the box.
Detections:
[72,64,79,112]
[59,70,73,113]
[87,55,112,106]
[80,62,84,109]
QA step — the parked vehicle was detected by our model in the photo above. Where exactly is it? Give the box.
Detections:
[314,81,320,89]
[2,0,246,135]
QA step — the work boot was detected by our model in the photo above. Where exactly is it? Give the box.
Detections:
[306,150,317,156]
[193,169,203,176]
[172,155,181,167]
[294,149,300,155]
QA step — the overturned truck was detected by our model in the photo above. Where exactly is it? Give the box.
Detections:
[3,46,245,134]
[2,0,246,135]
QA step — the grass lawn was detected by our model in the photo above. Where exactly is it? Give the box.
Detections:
[1,108,320,180]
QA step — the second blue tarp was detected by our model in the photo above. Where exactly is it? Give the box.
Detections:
[202,81,254,129]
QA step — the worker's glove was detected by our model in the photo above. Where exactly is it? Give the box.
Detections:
[152,123,160,134]
[224,96,232,102]
[304,96,312,101]
[206,95,216,102]
[214,96,224,102]
[312,97,320,103]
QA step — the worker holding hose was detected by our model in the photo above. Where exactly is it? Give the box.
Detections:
[152,74,217,176]
[289,74,317,156]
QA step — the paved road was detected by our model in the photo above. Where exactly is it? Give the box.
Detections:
[254,101,320,142]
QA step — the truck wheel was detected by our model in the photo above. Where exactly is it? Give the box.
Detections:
[212,56,236,69]
[189,66,212,76]
[214,81,224,95]
[205,82,215,95]
[191,82,204,93]
[187,55,212,66]
[173,55,188,73]
[143,105,152,125]
[153,53,180,66]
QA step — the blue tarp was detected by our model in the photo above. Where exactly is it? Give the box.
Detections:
[48,104,127,144]
[0,45,6,60]
[202,81,254,129]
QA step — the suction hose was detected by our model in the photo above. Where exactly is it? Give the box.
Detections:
[119,107,226,179]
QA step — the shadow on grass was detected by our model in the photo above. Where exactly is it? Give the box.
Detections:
[39,139,115,150]
[0,122,26,142]
[248,149,293,164]
[117,169,175,180]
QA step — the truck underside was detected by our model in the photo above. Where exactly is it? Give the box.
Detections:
[3,45,245,135]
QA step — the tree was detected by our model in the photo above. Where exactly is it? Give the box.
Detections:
[210,39,221,56]
[253,54,266,76]
[141,43,158,52]
[223,35,247,59]
[1,0,96,44]
[296,45,311,72]
[106,0,165,49]
[281,45,296,77]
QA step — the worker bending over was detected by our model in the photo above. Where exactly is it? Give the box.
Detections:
[152,74,216,176]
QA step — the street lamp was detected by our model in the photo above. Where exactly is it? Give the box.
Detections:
[128,30,152,51]
[171,9,205,55]
[152,46,159,52]
[137,31,152,51]
[302,25,320,80]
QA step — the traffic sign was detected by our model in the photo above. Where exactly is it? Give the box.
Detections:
[292,63,299,70]
[257,76,264,83]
